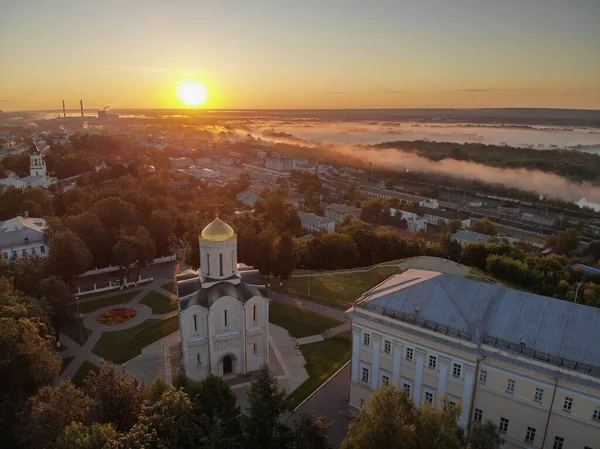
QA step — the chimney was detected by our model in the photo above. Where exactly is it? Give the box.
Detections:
[62,100,66,117]
[80,100,84,117]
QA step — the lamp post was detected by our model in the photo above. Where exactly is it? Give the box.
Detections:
[300,265,310,297]
[574,281,583,304]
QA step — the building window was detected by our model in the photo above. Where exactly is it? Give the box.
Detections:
[361,367,370,383]
[196,354,201,365]
[253,305,257,322]
[478,369,487,384]
[383,340,392,354]
[40,245,45,254]
[506,379,515,393]
[593,408,600,421]
[449,400,457,407]
[405,347,414,361]
[22,249,27,257]
[525,427,536,443]
[402,383,411,398]
[12,251,17,258]
[31,248,36,255]
[360,399,365,407]
[3,252,8,259]
[534,388,544,402]
[452,363,462,378]
[428,355,437,370]
[219,253,223,276]
[473,408,483,423]
[499,417,509,434]
[552,436,564,449]
[224,310,228,328]
[193,314,197,332]
[363,332,370,346]
[425,392,434,404]
[381,375,389,386]
[563,397,573,412]
[253,343,257,354]
[206,253,210,276]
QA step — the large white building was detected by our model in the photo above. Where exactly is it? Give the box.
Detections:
[325,203,361,223]
[0,215,48,261]
[176,217,269,380]
[297,211,336,233]
[347,269,600,449]
[266,157,296,172]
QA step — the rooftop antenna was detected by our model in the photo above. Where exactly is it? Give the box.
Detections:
[62,100,66,117]
[80,100,84,117]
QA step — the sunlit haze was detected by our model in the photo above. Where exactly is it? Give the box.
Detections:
[0,0,599,111]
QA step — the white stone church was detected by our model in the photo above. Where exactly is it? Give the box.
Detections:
[176,217,269,380]
[0,143,55,189]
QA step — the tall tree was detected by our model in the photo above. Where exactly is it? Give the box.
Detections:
[148,209,174,256]
[273,232,297,279]
[48,230,92,285]
[469,218,497,236]
[243,365,290,449]
[468,421,504,449]
[55,422,118,449]
[39,275,75,336]
[132,226,157,281]
[546,228,580,255]
[290,413,334,449]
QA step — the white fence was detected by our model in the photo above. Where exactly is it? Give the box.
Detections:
[81,254,177,277]
[75,276,154,297]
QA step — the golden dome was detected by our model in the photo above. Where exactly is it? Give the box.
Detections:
[200,217,235,242]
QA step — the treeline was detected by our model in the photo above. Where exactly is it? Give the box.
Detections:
[375,140,600,183]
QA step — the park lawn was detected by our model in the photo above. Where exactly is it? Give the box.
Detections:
[271,266,401,309]
[61,317,93,345]
[287,331,352,409]
[61,356,75,374]
[72,361,100,387]
[161,281,176,294]
[76,290,141,313]
[141,290,177,314]
[269,301,343,338]
[93,316,179,364]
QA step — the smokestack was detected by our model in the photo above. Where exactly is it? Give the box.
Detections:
[80,100,84,117]
[62,100,66,117]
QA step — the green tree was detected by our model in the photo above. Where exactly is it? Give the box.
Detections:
[360,199,385,224]
[468,421,504,449]
[132,226,157,281]
[243,365,290,449]
[587,241,600,262]
[273,232,297,279]
[112,231,138,281]
[148,376,170,404]
[55,422,118,449]
[84,363,147,432]
[414,399,461,449]
[39,275,75,336]
[469,218,497,236]
[65,212,113,267]
[148,209,174,256]
[93,197,137,231]
[546,228,579,255]
[254,228,277,277]
[19,381,95,449]
[460,242,489,271]
[290,413,333,449]
[48,230,93,285]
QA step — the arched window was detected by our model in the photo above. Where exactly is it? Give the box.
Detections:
[224,309,228,328]
[206,253,210,276]
[253,304,257,322]
[193,314,197,332]
[219,253,223,276]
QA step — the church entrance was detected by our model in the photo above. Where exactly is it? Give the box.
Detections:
[223,355,233,375]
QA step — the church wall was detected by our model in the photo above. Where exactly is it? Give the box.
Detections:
[180,305,211,380]
[199,237,237,279]
[209,296,245,376]
[244,296,269,372]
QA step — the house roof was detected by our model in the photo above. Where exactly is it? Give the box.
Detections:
[326,203,360,214]
[354,269,600,374]
[452,230,492,243]
[297,211,336,227]
[0,216,47,247]
[236,190,262,207]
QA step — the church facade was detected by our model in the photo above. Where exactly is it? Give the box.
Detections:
[176,217,269,380]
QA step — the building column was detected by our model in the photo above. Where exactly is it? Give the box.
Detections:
[392,341,402,385]
[414,349,425,406]
[351,326,361,383]
[371,333,381,390]
[437,356,450,406]
[459,365,475,427]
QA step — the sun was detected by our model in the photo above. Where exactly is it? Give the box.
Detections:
[176,80,208,106]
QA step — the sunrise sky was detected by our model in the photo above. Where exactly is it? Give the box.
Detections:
[1,0,599,111]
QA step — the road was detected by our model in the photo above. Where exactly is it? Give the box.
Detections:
[286,363,352,448]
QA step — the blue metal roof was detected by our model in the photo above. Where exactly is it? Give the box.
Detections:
[357,270,600,369]
[572,263,600,275]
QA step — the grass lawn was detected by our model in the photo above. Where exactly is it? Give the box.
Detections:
[61,317,93,345]
[72,361,99,387]
[93,316,179,364]
[76,290,141,313]
[269,301,343,338]
[161,281,176,294]
[269,266,401,309]
[141,290,177,314]
[287,331,352,409]
[61,356,75,374]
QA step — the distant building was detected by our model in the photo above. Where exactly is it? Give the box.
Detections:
[421,208,471,228]
[266,157,296,172]
[325,203,361,223]
[0,144,54,189]
[236,191,263,208]
[256,150,267,159]
[452,229,493,245]
[347,270,600,449]
[0,215,48,261]
[170,157,192,169]
[168,180,191,191]
[190,167,220,179]
[297,211,336,233]
[390,209,428,233]
[419,198,439,209]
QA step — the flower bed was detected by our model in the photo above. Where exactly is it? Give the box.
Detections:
[98,308,137,325]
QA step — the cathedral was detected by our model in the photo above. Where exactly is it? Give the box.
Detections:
[176,217,269,380]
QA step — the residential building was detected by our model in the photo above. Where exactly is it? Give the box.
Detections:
[0,144,54,189]
[169,157,192,169]
[176,217,269,380]
[266,157,296,172]
[189,166,220,179]
[390,209,428,233]
[419,198,439,209]
[452,230,544,249]
[421,208,471,228]
[0,215,48,261]
[297,211,336,233]
[256,150,267,159]
[346,269,600,449]
[325,203,361,223]
[236,191,263,208]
